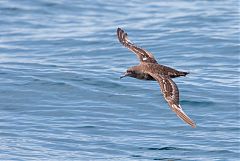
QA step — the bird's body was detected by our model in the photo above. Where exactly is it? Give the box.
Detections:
[117,28,196,128]
[127,63,189,81]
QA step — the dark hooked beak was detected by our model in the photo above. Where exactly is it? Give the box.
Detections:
[120,72,130,79]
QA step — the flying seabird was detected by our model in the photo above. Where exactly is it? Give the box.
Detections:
[117,28,196,128]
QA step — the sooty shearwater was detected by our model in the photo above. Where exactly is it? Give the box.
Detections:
[117,28,196,128]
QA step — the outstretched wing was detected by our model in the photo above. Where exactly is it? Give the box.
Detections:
[117,28,158,64]
[147,73,196,128]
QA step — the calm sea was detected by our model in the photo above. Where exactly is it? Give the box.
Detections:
[0,0,239,160]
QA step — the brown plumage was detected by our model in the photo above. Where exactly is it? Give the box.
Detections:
[117,28,196,128]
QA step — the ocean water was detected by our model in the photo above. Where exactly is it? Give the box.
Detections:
[0,0,239,160]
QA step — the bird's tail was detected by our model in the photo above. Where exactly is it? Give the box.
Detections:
[180,71,189,76]
[170,71,189,78]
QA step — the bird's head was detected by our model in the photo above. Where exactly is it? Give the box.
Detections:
[120,66,140,79]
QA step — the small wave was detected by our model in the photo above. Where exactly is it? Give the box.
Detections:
[148,147,184,151]
[131,154,142,158]
[139,146,187,151]
[76,125,96,129]
[153,158,181,161]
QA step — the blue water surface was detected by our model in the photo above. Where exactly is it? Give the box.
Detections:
[0,0,239,160]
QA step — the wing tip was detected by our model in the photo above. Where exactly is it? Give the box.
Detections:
[172,104,196,128]
[117,27,124,42]
[117,27,124,34]
[117,27,130,46]
[191,123,197,128]
[189,120,197,128]
[117,27,122,32]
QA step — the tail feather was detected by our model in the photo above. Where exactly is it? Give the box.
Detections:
[170,71,189,78]
[180,71,189,76]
